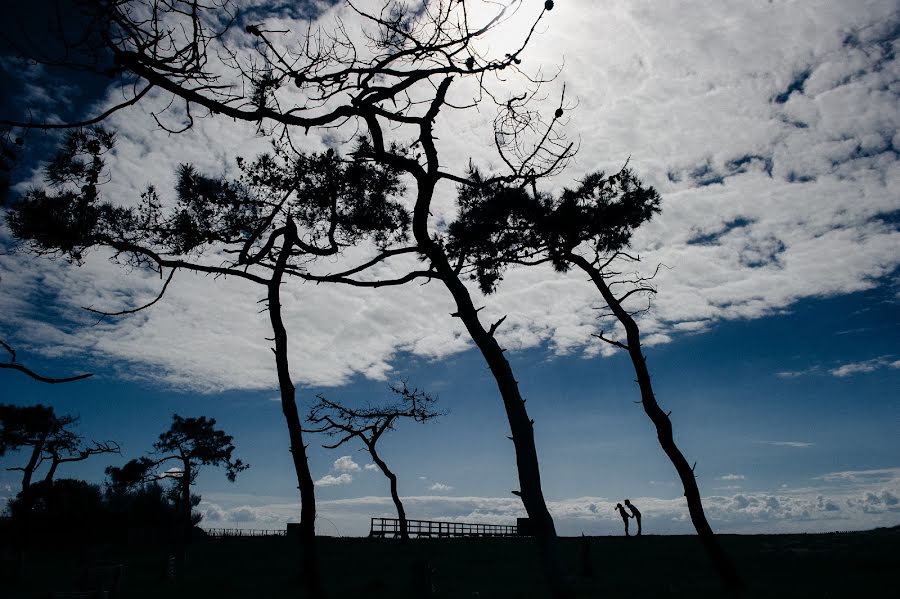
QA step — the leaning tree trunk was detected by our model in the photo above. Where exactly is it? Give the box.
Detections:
[369,446,409,542]
[173,455,193,575]
[269,220,325,599]
[412,185,572,598]
[360,77,571,597]
[42,457,61,484]
[180,455,193,544]
[20,432,48,492]
[570,253,741,589]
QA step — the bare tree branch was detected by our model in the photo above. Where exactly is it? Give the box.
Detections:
[82,267,176,318]
[0,84,154,130]
[306,381,443,542]
[591,331,630,352]
[1,339,93,383]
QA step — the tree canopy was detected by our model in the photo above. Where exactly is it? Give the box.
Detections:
[106,413,246,546]
[447,167,661,294]
[106,414,247,488]
[7,128,409,274]
[0,403,117,491]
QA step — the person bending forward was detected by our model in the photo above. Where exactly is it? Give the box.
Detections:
[624,499,641,536]
[615,503,632,536]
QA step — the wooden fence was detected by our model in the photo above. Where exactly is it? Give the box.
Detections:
[368,517,521,538]
[202,528,287,538]
[203,518,528,539]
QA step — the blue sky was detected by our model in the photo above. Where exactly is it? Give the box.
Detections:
[1,0,899,536]
[3,284,897,536]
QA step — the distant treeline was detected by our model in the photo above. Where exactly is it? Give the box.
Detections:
[2,478,198,546]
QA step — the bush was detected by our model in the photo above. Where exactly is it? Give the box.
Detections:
[5,478,200,544]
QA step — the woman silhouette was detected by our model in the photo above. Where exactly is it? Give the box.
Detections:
[615,502,632,536]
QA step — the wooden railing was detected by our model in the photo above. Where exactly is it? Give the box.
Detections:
[369,517,519,538]
[202,528,286,538]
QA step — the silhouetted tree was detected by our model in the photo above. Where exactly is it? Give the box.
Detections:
[5,478,187,543]
[103,479,184,530]
[40,436,120,485]
[6,478,104,526]
[105,414,247,539]
[308,382,443,542]
[1,129,98,387]
[0,130,96,386]
[3,2,577,594]
[7,125,409,598]
[0,403,117,492]
[445,167,742,589]
[1,404,67,492]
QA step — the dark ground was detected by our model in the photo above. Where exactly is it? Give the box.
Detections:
[2,526,898,598]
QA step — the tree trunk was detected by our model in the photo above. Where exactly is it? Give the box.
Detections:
[268,219,324,599]
[412,177,572,597]
[14,433,48,582]
[181,456,192,543]
[362,78,570,596]
[20,432,47,492]
[569,253,741,589]
[369,446,409,542]
[43,457,60,484]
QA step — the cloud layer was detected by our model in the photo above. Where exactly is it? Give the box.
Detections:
[194,466,900,536]
[0,0,897,391]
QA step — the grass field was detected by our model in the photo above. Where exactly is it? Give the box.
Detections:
[3,526,898,597]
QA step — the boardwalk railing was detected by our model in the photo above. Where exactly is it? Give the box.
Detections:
[202,528,287,538]
[369,517,519,538]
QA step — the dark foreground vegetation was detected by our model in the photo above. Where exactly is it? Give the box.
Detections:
[2,526,897,598]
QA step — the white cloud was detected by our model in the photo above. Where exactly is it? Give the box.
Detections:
[765,441,815,448]
[333,456,361,473]
[312,456,365,486]
[199,499,293,528]
[718,474,746,481]
[363,464,378,471]
[829,356,898,377]
[817,467,900,484]
[428,482,453,493]
[314,473,353,487]
[776,366,820,378]
[203,504,225,522]
[846,490,900,514]
[228,507,258,523]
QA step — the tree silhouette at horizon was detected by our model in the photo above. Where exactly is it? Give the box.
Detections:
[7,126,410,597]
[1,403,119,494]
[446,166,742,588]
[106,413,248,538]
[308,382,444,543]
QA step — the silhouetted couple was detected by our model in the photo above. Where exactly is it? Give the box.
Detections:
[615,499,641,536]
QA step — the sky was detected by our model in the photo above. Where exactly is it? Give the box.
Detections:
[0,0,898,537]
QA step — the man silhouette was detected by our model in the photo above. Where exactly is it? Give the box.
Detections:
[615,503,632,536]
[624,499,642,536]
